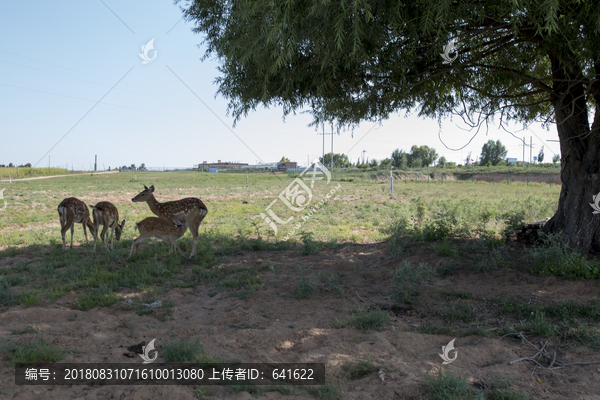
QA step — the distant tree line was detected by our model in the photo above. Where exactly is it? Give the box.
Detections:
[0,163,32,168]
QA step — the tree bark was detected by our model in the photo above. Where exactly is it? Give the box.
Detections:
[542,55,600,253]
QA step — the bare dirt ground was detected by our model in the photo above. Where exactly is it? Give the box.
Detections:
[1,242,600,399]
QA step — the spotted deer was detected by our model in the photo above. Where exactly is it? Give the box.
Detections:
[128,217,189,258]
[57,197,97,251]
[131,185,208,258]
[90,201,126,253]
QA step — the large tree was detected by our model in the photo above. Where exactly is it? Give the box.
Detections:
[480,140,508,166]
[179,1,600,252]
[407,145,438,167]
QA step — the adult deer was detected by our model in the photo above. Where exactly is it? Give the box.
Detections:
[90,201,126,253]
[128,217,188,258]
[131,185,208,258]
[57,197,97,251]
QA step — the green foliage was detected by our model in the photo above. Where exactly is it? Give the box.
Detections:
[2,336,66,366]
[442,300,475,323]
[73,286,119,311]
[500,209,526,235]
[176,0,594,135]
[391,261,435,304]
[300,232,319,256]
[386,216,410,256]
[391,149,408,169]
[408,145,438,168]
[348,308,389,331]
[0,277,15,306]
[162,337,203,363]
[341,356,377,380]
[11,326,38,335]
[421,369,469,400]
[293,270,314,299]
[480,140,508,166]
[528,232,600,279]
[319,153,351,168]
[17,291,41,307]
[306,378,344,400]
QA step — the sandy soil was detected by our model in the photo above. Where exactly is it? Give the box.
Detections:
[1,242,600,399]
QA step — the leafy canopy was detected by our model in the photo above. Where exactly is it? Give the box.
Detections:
[177,0,600,131]
[479,140,508,166]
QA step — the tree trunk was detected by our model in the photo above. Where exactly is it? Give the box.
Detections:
[542,56,600,253]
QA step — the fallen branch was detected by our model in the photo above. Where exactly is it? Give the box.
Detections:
[509,332,600,379]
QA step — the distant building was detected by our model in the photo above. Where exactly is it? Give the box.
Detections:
[199,160,249,169]
[277,161,297,171]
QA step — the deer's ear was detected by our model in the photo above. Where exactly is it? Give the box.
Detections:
[149,185,155,192]
[121,220,126,228]
[143,185,149,190]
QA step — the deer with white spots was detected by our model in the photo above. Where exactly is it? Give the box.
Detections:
[57,197,97,251]
[90,201,126,253]
[128,217,189,258]
[131,185,208,258]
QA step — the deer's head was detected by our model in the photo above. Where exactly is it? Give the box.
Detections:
[132,185,155,202]
[115,219,126,241]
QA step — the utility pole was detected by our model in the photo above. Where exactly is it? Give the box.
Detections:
[522,136,525,166]
[331,123,334,171]
[48,155,50,170]
[362,150,366,164]
[94,155,97,172]
[322,124,325,164]
[530,136,533,165]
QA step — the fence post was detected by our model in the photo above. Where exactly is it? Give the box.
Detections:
[507,170,509,185]
[550,173,552,187]
[488,171,490,184]
[527,171,529,186]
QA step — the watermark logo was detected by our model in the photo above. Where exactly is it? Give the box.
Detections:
[139,39,157,64]
[590,192,600,214]
[439,339,457,364]
[0,188,6,213]
[260,159,332,234]
[139,338,158,364]
[440,39,458,64]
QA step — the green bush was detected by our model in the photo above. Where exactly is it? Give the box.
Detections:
[391,261,435,304]
[528,232,600,279]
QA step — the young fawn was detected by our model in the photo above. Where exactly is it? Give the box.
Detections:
[90,201,126,253]
[128,217,188,258]
[57,198,97,251]
[131,185,208,258]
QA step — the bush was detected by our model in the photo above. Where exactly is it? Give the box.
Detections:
[528,232,600,279]
[391,261,435,304]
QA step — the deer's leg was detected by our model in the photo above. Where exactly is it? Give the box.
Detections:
[101,223,110,253]
[82,218,89,245]
[92,220,99,254]
[70,223,75,249]
[128,236,148,258]
[109,223,115,251]
[185,215,199,259]
[171,238,186,257]
[60,215,71,251]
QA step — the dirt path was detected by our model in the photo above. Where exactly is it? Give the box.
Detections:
[0,170,119,183]
[1,243,599,399]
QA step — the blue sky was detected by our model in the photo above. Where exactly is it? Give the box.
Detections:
[0,1,561,170]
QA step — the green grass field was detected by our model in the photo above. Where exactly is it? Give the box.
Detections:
[4,170,595,400]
